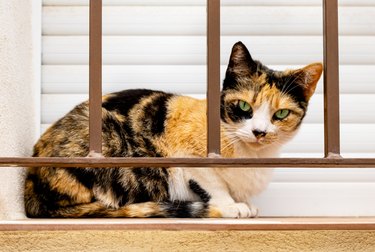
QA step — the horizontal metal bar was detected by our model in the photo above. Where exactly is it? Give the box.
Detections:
[1,157,375,168]
[1,218,375,231]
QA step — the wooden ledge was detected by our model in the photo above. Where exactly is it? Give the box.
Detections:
[1,217,375,231]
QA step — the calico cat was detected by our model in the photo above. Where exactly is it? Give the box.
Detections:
[25,42,322,218]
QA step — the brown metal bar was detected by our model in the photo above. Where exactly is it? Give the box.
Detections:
[2,157,375,168]
[1,218,375,231]
[323,0,341,158]
[206,0,221,156]
[89,0,103,155]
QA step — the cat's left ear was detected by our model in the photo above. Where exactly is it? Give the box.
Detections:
[295,63,323,101]
[223,42,258,90]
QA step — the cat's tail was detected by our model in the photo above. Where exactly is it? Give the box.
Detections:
[26,201,222,218]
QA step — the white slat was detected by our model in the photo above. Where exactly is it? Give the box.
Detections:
[43,6,375,36]
[43,36,375,65]
[42,65,375,94]
[254,182,375,216]
[272,168,375,183]
[43,65,207,94]
[40,93,375,125]
[42,0,375,7]
[280,153,375,158]
[286,124,375,154]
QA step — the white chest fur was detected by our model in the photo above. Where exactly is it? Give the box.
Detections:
[168,144,279,204]
[216,143,278,203]
[216,167,272,203]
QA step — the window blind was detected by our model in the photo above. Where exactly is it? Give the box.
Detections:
[41,0,375,216]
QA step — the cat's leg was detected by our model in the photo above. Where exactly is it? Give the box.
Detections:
[183,168,256,218]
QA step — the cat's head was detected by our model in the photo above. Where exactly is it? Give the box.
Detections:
[221,42,322,150]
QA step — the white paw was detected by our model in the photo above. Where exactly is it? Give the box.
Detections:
[247,203,259,217]
[218,203,257,218]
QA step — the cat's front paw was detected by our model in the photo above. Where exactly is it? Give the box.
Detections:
[247,203,259,217]
[218,203,257,218]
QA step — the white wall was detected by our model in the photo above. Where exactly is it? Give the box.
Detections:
[0,0,41,220]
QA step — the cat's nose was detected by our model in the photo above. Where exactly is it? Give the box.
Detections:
[252,129,267,138]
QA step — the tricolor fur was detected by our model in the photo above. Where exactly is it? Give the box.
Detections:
[25,42,322,218]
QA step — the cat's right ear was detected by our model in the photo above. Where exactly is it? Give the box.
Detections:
[294,63,323,101]
[223,42,257,89]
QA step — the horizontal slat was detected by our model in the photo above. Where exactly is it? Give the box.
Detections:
[284,124,374,154]
[272,168,375,183]
[284,124,375,154]
[43,36,375,65]
[44,6,205,36]
[42,0,375,7]
[43,65,207,94]
[43,6,375,36]
[42,65,375,94]
[2,218,375,230]
[254,182,375,216]
[40,93,375,124]
[281,153,375,158]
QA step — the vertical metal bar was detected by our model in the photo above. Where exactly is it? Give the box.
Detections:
[207,0,221,156]
[89,0,102,155]
[323,0,341,158]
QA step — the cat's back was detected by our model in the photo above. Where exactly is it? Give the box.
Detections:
[33,89,206,158]
[102,89,208,157]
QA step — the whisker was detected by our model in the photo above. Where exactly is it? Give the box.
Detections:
[281,70,305,97]
[221,137,241,152]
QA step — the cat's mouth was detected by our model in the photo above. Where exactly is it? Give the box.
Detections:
[243,138,269,148]
[244,136,275,148]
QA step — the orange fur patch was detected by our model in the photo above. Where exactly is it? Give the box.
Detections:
[207,206,223,218]
[122,202,164,217]
[163,96,235,157]
[48,169,93,204]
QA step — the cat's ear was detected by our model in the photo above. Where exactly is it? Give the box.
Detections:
[223,42,258,89]
[227,41,257,75]
[294,63,323,101]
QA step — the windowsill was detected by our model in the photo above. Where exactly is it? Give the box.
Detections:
[1,217,374,231]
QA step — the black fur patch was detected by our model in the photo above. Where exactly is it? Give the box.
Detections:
[267,73,308,105]
[188,179,211,203]
[143,93,173,136]
[102,89,156,116]
[65,168,95,189]
[102,113,129,156]
[110,169,131,206]
[132,167,169,202]
[26,172,72,217]
[220,93,253,123]
[162,201,208,218]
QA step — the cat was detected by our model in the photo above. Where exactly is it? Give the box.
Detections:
[24,42,322,218]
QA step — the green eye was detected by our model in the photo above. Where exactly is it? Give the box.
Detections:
[238,100,251,112]
[274,109,290,120]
